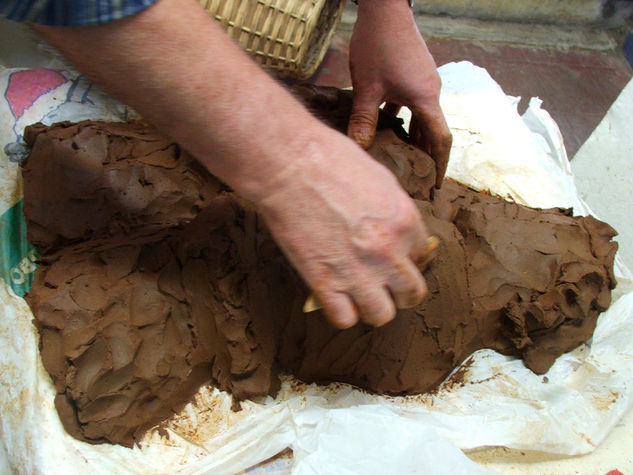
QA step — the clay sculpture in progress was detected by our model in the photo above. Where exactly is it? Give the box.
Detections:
[22,85,617,446]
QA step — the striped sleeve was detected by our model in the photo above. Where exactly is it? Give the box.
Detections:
[0,0,158,26]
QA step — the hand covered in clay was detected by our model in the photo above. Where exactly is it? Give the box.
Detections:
[348,0,452,187]
[258,126,431,328]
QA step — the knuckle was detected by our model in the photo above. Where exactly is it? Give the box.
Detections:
[393,199,422,234]
[362,236,392,260]
[324,304,357,329]
[401,283,427,308]
[316,288,359,329]
[353,200,422,260]
[441,130,453,149]
[354,221,395,259]
[416,84,441,105]
[390,264,427,308]
[355,81,383,100]
[349,110,378,128]
[410,83,442,110]
[431,74,442,92]
[422,72,442,95]
[359,296,396,327]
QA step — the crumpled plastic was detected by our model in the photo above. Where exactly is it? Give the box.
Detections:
[1,61,632,475]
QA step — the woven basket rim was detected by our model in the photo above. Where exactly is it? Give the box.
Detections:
[201,0,346,79]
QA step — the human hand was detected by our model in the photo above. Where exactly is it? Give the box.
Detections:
[258,126,432,329]
[31,0,433,329]
[348,0,452,187]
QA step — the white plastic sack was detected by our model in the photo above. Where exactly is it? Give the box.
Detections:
[1,62,632,475]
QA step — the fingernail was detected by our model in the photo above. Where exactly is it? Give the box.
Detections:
[417,236,440,271]
[351,132,371,149]
[371,316,394,328]
[335,315,358,329]
[426,236,440,252]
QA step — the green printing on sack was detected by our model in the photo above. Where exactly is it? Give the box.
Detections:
[0,200,38,297]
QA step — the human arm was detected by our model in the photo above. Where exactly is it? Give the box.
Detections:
[31,0,432,328]
[348,0,452,187]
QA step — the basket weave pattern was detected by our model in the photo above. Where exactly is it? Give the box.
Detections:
[201,0,346,79]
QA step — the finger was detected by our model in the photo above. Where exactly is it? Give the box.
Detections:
[412,235,440,272]
[388,259,428,309]
[319,291,359,329]
[410,106,452,188]
[353,286,396,327]
[408,214,432,260]
[409,113,426,152]
[348,87,383,149]
[383,102,402,117]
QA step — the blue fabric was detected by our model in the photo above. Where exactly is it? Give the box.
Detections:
[624,30,633,70]
[0,0,158,26]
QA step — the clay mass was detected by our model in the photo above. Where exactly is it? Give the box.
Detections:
[22,85,618,447]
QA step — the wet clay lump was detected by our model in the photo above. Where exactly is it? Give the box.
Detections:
[22,85,617,446]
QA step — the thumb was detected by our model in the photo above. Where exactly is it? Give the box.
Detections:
[348,88,382,149]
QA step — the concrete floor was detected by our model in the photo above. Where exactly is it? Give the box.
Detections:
[0,19,53,68]
[311,13,633,159]
[572,78,633,271]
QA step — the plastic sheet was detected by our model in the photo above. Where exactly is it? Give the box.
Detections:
[1,62,632,474]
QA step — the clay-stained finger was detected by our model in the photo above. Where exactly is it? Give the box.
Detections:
[319,291,359,329]
[409,113,427,154]
[388,258,428,309]
[348,87,383,149]
[410,106,452,188]
[352,286,396,327]
[413,235,440,272]
[408,213,433,260]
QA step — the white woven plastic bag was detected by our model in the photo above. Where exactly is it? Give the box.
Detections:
[1,62,632,474]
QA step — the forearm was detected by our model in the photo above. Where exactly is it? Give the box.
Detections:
[32,0,322,202]
[32,0,434,328]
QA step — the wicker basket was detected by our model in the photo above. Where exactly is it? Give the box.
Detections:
[200,0,346,79]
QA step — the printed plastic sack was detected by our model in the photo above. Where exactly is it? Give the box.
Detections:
[1,63,633,474]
